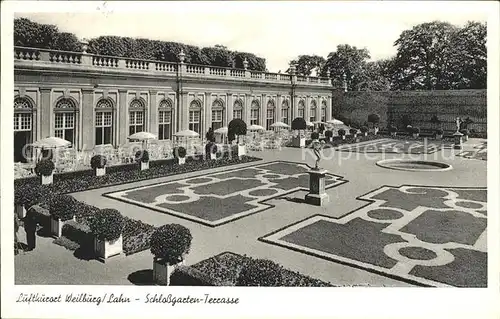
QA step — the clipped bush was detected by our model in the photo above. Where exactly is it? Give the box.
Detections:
[349,128,358,135]
[291,117,307,131]
[150,224,192,265]
[367,113,380,125]
[205,142,218,155]
[173,146,187,158]
[135,150,149,163]
[49,194,78,221]
[89,208,125,242]
[436,128,444,135]
[90,155,107,169]
[337,129,346,136]
[62,220,94,249]
[388,125,398,133]
[228,119,247,144]
[236,258,283,287]
[324,130,333,138]
[170,266,218,286]
[360,126,369,134]
[311,132,319,140]
[35,159,55,177]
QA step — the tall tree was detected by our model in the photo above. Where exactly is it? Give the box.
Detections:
[287,55,326,76]
[322,44,371,91]
[356,59,392,91]
[52,32,82,52]
[391,21,458,90]
[14,18,59,49]
[201,45,235,68]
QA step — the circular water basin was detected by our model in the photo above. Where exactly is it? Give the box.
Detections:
[376,159,452,172]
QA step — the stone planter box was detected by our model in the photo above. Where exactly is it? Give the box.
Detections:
[210,152,217,160]
[41,173,53,185]
[15,204,26,219]
[237,144,246,156]
[291,137,306,148]
[140,161,149,170]
[95,167,106,176]
[178,157,186,165]
[50,216,75,238]
[94,235,123,261]
[153,258,184,286]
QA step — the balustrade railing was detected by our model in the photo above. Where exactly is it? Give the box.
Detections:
[14,46,331,86]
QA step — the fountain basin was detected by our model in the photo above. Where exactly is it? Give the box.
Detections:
[376,159,452,172]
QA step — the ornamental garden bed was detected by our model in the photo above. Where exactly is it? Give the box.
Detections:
[170,252,334,287]
[14,152,261,195]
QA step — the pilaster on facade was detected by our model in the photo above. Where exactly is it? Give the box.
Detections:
[39,87,52,140]
[149,90,158,136]
[81,88,95,151]
[118,89,128,145]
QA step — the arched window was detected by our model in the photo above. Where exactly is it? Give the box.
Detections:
[95,98,114,145]
[310,100,317,123]
[321,100,327,122]
[211,99,225,130]
[189,99,202,134]
[266,99,275,130]
[233,99,243,120]
[54,97,77,145]
[281,99,289,124]
[298,99,305,119]
[14,97,34,163]
[250,100,260,125]
[158,98,173,140]
[129,98,145,135]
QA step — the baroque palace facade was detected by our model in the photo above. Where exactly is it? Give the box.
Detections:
[14,45,335,161]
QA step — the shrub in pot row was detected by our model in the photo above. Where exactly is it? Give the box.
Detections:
[35,159,55,185]
[412,127,421,138]
[388,125,398,137]
[150,224,193,286]
[49,194,78,237]
[436,129,444,139]
[324,130,333,142]
[337,129,346,140]
[135,150,150,170]
[349,128,358,138]
[205,142,218,160]
[360,126,369,136]
[91,155,107,176]
[173,147,187,165]
[236,258,284,286]
[14,183,53,219]
[89,208,125,260]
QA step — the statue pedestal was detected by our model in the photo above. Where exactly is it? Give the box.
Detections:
[305,169,330,206]
[453,131,463,150]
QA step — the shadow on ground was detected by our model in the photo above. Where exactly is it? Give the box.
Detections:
[128,269,155,285]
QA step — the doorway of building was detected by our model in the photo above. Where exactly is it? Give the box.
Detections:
[14,131,31,163]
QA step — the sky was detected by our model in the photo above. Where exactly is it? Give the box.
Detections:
[14,1,488,73]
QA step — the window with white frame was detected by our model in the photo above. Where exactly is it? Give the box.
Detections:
[298,108,305,119]
[14,113,32,131]
[310,109,316,123]
[95,99,113,145]
[158,98,173,140]
[129,99,145,136]
[212,109,223,130]
[250,100,260,125]
[266,108,275,130]
[54,98,77,145]
[189,110,200,134]
[281,100,289,124]
[233,99,243,120]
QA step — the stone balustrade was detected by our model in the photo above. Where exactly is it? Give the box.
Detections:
[14,46,331,86]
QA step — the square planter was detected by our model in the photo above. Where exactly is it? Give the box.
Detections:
[50,216,75,238]
[95,167,106,176]
[153,258,184,286]
[15,204,26,219]
[178,157,186,165]
[210,152,217,160]
[237,144,246,157]
[94,235,123,261]
[41,173,53,185]
[140,161,149,170]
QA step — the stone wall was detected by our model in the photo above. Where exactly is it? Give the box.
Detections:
[334,90,487,133]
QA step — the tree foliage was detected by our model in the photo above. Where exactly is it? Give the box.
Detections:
[287,55,326,76]
[322,44,371,91]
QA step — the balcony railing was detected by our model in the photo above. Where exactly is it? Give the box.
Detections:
[14,46,331,86]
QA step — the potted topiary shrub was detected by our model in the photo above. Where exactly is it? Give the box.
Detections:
[349,128,358,138]
[291,117,307,147]
[412,127,421,138]
[150,224,193,286]
[337,128,346,140]
[460,129,470,141]
[388,125,398,137]
[324,130,333,142]
[35,159,55,185]
[360,126,369,137]
[367,113,381,135]
[89,208,125,261]
[49,194,77,237]
[91,154,107,176]
[236,258,284,286]
[205,142,218,160]
[436,128,444,140]
[174,146,187,165]
[135,150,150,170]
[228,119,247,156]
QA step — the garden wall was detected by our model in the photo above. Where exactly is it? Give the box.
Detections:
[334,89,487,134]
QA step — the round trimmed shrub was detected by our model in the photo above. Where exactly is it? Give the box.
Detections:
[337,129,346,136]
[360,126,369,134]
[349,128,358,135]
[436,129,444,135]
[228,119,247,144]
[89,208,125,241]
[236,258,283,286]
[173,146,187,158]
[91,155,107,169]
[205,142,218,155]
[367,113,380,125]
[150,224,192,265]
[291,117,307,131]
[324,130,333,138]
[49,194,78,221]
[35,159,55,177]
[311,132,319,140]
[135,150,149,163]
